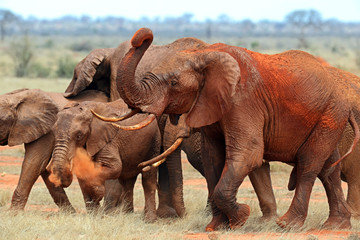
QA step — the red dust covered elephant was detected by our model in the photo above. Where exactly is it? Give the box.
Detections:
[98,28,359,231]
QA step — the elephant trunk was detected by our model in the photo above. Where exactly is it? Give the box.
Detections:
[117,28,153,109]
[117,28,166,116]
[47,139,73,188]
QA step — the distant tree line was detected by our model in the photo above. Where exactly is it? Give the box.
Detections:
[1,8,359,42]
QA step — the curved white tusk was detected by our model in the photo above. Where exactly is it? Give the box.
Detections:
[91,108,140,122]
[111,114,156,131]
[138,137,184,169]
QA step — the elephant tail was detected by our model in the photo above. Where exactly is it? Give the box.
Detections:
[331,111,360,168]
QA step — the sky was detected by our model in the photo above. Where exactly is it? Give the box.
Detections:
[1,0,359,22]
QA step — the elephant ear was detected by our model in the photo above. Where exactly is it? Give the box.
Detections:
[186,50,240,128]
[64,48,110,97]
[86,103,120,156]
[8,89,59,146]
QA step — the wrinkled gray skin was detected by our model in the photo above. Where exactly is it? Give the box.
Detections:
[0,88,108,211]
[65,39,277,219]
[46,100,160,222]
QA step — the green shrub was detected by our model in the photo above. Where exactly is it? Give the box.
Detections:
[69,41,93,52]
[7,35,34,77]
[29,62,51,78]
[56,55,76,78]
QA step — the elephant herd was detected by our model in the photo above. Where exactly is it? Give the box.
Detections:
[2,27,360,232]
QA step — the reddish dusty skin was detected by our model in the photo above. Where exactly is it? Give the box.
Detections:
[117,28,356,231]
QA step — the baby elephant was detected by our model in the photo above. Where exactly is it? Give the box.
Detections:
[46,100,161,222]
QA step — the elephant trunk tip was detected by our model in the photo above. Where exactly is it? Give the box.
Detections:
[131,28,153,48]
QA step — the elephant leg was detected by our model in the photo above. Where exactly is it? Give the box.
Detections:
[41,171,75,213]
[345,177,360,218]
[141,168,157,223]
[201,127,228,232]
[77,177,105,212]
[10,134,55,210]
[248,161,277,220]
[157,162,178,218]
[119,176,137,213]
[277,121,347,229]
[212,146,263,230]
[103,179,124,213]
[318,149,351,229]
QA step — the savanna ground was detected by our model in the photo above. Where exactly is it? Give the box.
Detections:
[1,145,360,240]
[0,36,359,239]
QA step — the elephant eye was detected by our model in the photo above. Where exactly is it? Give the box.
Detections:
[76,132,84,141]
[170,79,178,86]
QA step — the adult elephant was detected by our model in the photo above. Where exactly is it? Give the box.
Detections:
[287,66,360,218]
[66,39,277,219]
[46,99,161,222]
[111,28,358,231]
[0,88,108,211]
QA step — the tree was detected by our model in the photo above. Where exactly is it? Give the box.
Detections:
[0,9,18,41]
[285,9,322,48]
[7,34,34,77]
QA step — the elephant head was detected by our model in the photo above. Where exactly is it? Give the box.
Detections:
[117,28,240,129]
[64,48,115,98]
[0,89,58,146]
[46,100,126,188]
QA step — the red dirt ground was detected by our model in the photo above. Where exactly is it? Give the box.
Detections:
[0,145,358,239]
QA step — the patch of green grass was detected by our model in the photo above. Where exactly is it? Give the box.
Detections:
[0,77,70,94]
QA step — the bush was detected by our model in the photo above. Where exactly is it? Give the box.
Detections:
[56,55,76,78]
[29,62,51,78]
[70,41,93,52]
[7,35,34,77]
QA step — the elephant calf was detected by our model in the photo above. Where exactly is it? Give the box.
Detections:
[0,88,108,211]
[46,99,161,222]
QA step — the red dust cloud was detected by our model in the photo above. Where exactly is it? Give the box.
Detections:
[72,147,102,183]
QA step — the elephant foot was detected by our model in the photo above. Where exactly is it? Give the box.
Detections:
[322,216,351,229]
[205,213,229,232]
[260,212,278,222]
[144,211,157,223]
[276,212,305,230]
[228,203,250,230]
[156,204,179,218]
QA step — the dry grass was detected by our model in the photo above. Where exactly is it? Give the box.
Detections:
[1,145,360,239]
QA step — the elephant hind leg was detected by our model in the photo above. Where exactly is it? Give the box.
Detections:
[318,149,351,229]
[277,117,349,229]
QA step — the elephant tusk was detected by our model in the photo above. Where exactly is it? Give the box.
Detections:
[141,158,167,172]
[111,114,156,131]
[138,137,184,169]
[45,158,54,172]
[91,108,140,122]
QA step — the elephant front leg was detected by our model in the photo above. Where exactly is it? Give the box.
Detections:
[200,127,228,232]
[141,168,157,223]
[157,162,178,218]
[211,132,264,230]
[77,177,105,212]
[248,161,277,220]
[41,171,75,213]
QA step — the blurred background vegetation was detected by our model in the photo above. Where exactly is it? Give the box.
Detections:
[0,8,359,85]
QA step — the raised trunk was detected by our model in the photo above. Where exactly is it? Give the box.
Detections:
[48,139,73,188]
[117,29,153,108]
